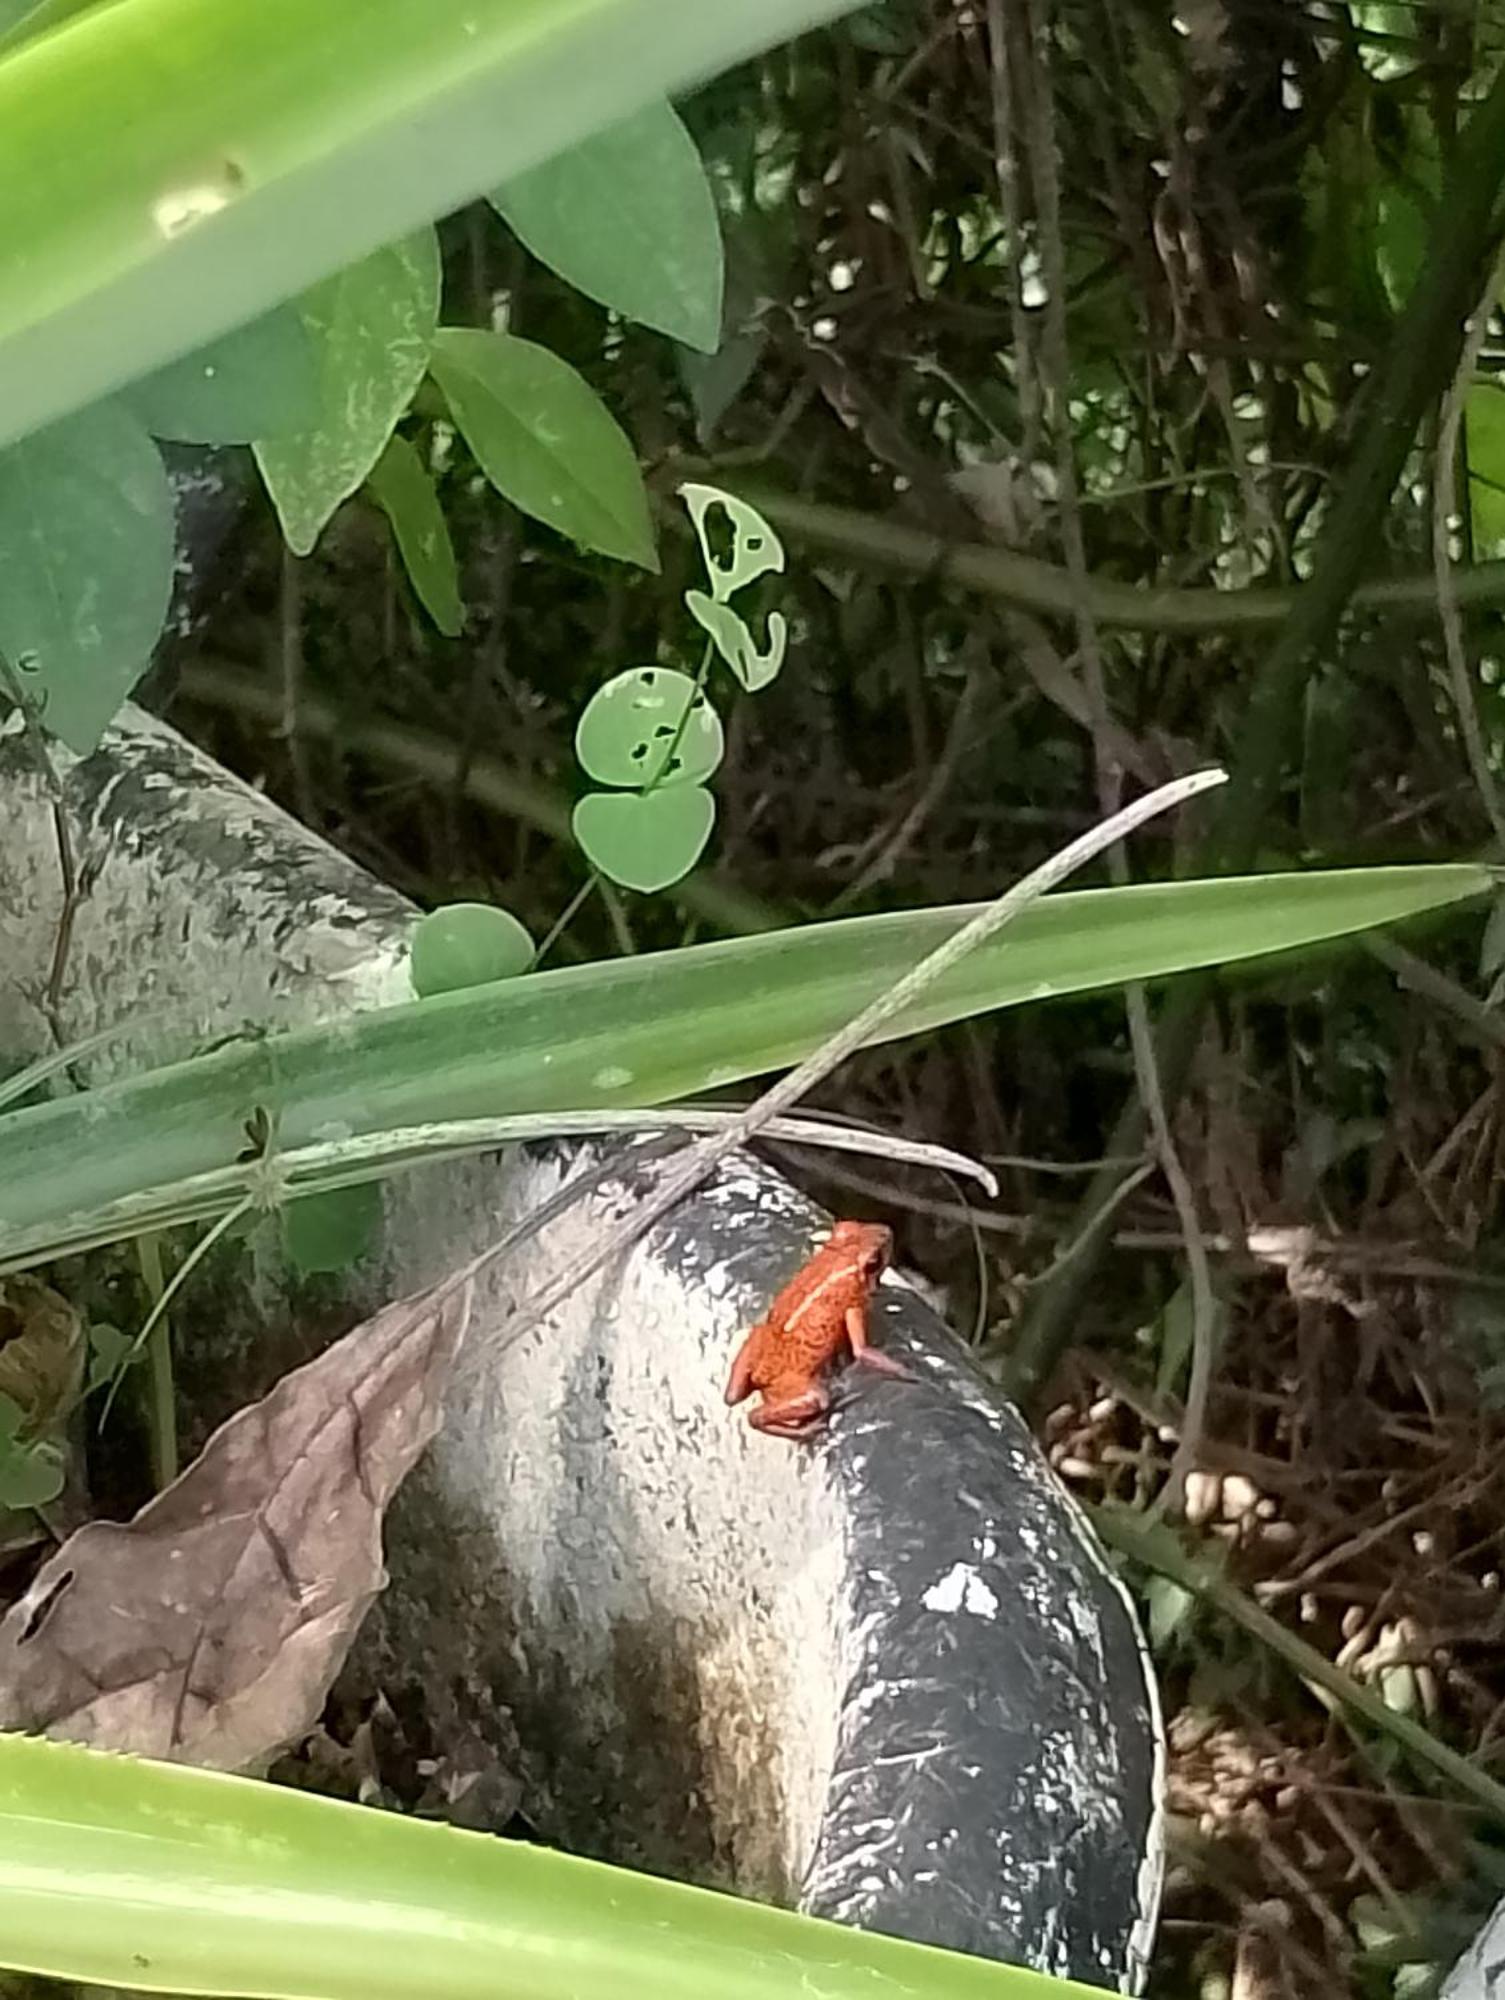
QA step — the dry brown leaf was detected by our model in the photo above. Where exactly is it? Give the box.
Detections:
[0,1279,471,1771]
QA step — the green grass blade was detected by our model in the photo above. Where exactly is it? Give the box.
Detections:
[0,865,1486,1262]
[0,0,860,451]
[0,1733,1104,1999]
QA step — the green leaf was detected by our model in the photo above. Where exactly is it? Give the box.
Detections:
[124,304,320,445]
[684,592,787,691]
[574,785,716,892]
[253,230,441,556]
[575,667,723,788]
[681,483,784,600]
[0,0,868,455]
[429,328,656,571]
[85,1322,138,1395]
[490,100,723,354]
[1468,384,1505,553]
[410,903,535,998]
[0,1732,1084,1999]
[366,433,463,637]
[1,865,1490,1275]
[0,1436,63,1509]
[0,0,89,50]
[679,326,763,442]
[282,1182,382,1275]
[0,399,174,753]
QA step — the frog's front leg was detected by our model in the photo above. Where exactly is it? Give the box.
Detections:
[844,1302,912,1379]
[724,1323,769,1406]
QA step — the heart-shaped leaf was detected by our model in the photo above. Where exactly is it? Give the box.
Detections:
[575,666,723,788]
[573,785,715,893]
[409,903,535,998]
[430,327,656,570]
[490,100,723,354]
[124,304,321,445]
[253,230,441,556]
[366,433,463,637]
[685,591,787,691]
[0,399,174,753]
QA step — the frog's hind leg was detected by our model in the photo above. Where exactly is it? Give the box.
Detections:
[845,1303,913,1380]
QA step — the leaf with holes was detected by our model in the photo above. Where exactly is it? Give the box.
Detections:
[429,328,656,570]
[366,433,463,637]
[253,230,441,556]
[681,482,783,600]
[0,399,174,753]
[575,666,723,789]
[124,304,321,444]
[490,100,723,354]
[685,591,787,692]
[573,785,715,893]
[410,903,535,997]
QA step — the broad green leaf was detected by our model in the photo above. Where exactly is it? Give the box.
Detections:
[410,903,535,997]
[490,100,723,353]
[253,231,441,556]
[1468,384,1505,553]
[681,483,783,599]
[0,1437,63,1508]
[574,784,716,891]
[0,0,90,48]
[575,667,723,787]
[0,865,1489,1271]
[0,0,864,455]
[430,328,656,570]
[282,1181,382,1275]
[0,1733,1087,1999]
[0,399,173,753]
[125,304,320,444]
[367,433,463,637]
[685,592,787,691]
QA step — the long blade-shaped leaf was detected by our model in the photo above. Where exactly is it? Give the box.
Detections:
[0,0,860,451]
[0,1733,1104,1999]
[0,866,1486,1260]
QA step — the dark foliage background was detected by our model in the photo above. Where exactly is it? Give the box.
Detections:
[159,2,1505,1989]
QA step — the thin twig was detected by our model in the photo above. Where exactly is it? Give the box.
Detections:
[277,545,314,827]
[1432,243,1505,851]
[1097,1501,1505,1828]
[825,668,984,913]
[985,0,1041,470]
[1017,0,1217,1514]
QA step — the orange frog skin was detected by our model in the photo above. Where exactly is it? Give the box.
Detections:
[724,1219,911,1441]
